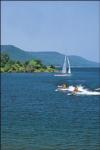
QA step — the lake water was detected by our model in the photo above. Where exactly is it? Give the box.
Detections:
[1,68,100,150]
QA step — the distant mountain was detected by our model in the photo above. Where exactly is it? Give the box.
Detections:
[1,45,100,67]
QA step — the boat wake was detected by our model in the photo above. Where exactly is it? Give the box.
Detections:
[55,85,100,96]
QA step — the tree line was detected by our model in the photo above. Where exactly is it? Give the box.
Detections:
[0,53,55,73]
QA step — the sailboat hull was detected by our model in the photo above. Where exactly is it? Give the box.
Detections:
[54,73,71,77]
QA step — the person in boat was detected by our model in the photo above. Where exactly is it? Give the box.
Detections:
[58,83,68,89]
[73,86,79,94]
[62,84,68,89]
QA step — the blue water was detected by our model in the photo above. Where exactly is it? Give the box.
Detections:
[1,69,100,150]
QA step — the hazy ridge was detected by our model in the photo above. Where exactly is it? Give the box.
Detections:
[1,45,99,67]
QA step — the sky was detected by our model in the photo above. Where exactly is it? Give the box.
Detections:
[1,1,100,62]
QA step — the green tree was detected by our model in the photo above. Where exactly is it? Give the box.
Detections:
[8,60,15,66]
[49,65,55,69]
[29,59,43,69]
[24,61,29,66]
[16,61,23,66]
[25,64,35,72]
[1,53,10,67]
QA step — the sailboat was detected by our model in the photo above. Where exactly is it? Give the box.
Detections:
[54,55,71,76]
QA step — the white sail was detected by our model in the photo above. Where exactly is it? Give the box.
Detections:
[62,56,67,74]
[54,55,71,76]
[67,57,71,74]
